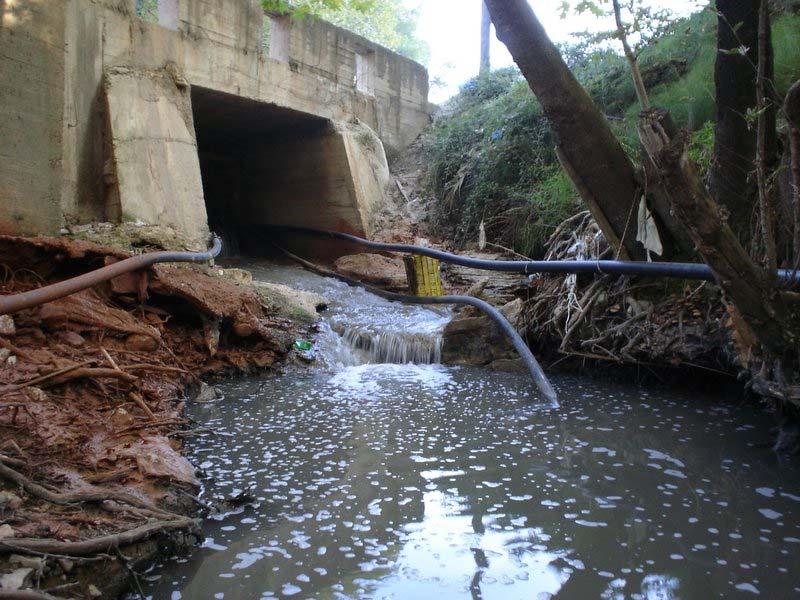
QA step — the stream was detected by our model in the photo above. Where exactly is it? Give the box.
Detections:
[141,263,799,599]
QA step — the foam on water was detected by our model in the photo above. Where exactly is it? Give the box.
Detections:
[239,261,450,368]
[137,264,800,600]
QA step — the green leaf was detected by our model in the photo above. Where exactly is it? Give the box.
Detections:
[294,339,313,351]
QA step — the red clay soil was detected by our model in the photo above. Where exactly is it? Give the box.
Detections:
[0,236,297,598]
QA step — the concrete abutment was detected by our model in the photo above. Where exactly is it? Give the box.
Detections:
[0,0,433,252]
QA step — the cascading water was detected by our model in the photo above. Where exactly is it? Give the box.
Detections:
[139,259,800,600]
[235,261,450,369]
[334,324,443,365]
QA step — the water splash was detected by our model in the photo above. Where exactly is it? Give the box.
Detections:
[334,324,443,365]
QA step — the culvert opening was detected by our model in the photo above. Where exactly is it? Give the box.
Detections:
[191,87,365,259]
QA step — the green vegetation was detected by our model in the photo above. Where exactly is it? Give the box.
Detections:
[262,0,374,16]
[428,68,577,257]
[135,0,158,23]
[427,7,800,257]
[317,0,429,64]
[263,0,428,64]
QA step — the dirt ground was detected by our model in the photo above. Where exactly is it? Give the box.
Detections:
[0,235,301,598]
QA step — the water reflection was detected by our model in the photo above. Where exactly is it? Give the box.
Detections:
[139,265,800,599]
[142,366,800,599]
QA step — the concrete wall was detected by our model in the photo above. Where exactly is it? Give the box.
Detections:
[0,0,66,235]
[240,127,363,234]
[0,0,433,240]
[104,66,209,244]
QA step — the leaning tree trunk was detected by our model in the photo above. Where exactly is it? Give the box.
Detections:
[639,110,799,357]
[709,0,760,245]
[484,0,647,260]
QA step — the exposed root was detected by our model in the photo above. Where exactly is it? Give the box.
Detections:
[0,234,301,597]
[0,460,175,520]
[0,590,63,600]
[0,518,198,556]
[524,211,734,376]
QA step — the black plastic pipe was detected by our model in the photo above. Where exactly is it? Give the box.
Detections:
[277,245,559,408]
[0,236,222,316]
[380,292,559,407]
[269,225,800,283]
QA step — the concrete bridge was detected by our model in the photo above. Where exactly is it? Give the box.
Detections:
[0,0,434,248]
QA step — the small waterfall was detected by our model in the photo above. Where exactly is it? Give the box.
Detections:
[333,324,443,365]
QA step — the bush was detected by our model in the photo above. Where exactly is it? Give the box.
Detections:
[428,70,578,257]
[426,6,800,258]
[688,120,716,179]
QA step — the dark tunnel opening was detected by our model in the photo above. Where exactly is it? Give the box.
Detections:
[190,87,365,260]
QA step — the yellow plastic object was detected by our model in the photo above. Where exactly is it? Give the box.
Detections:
[404,255,443,297]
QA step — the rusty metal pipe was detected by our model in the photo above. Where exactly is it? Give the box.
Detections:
[0,236,222,316]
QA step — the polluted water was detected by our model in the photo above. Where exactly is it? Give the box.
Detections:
[138,264,800,599]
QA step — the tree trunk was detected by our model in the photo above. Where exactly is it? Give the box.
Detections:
[480,2,491,74]
[639,109,799,356]
[756,0,780,268]
[483,0,648,260]
[709,0,760,245]
[786,81,800,267]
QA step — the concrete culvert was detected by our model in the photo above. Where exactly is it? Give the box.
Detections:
[191,87,390,260]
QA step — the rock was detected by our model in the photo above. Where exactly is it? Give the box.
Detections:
[0,348,10,363]
[0,568,32,591]
[500,298,525,329]
[216,268,253,285]
[466,278,490,299]
[57,558,75,573]
[9,555,43,573]
[0,492,22,512]
[119,437,199,487]
[489,358,526,372]
[195,382,219,403]
[126,333,159,352]
[441,299,525,367]
[24,387,47,403]
[88,584,103,598]
[0,314,15,336]
[0,523,15,538]
[58,331,86,348]
[203,318,220,357]
[253,282,328,323]
[334,254,408,289]
[6,355,17,366]
[111,407,135,430]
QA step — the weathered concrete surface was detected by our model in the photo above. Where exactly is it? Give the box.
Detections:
[240,124,365,235]
[1,0,433,242]
[234,119,391,238]
[0,0,66,235]
[104,66,209,247]
[339,120,392,235]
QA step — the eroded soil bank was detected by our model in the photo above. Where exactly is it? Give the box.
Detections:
[0,232,312,598]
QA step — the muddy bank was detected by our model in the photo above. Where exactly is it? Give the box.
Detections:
[0,234,308,598]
